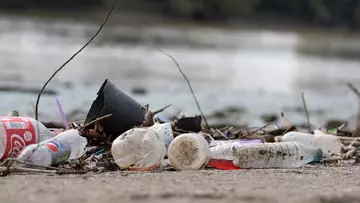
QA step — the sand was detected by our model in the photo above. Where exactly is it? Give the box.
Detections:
[0,165,359,203]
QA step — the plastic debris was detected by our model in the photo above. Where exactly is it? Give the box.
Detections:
[84,79,147,141]
[148,122,174,155]
[208,139,263,170]
[17,129,87,166]
[232,142,323,168]
[168,133,211,171]
[111,127,167,171]
[55,97,70,130]
[2,77,359,176]
[174,115,202,132]
[209,139,263,148]
[0,117,56,160]
[277,130,342,155]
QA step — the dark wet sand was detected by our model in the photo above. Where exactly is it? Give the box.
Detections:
[0,166,359,203]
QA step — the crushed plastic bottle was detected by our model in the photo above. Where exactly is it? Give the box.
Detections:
[168,133,211,171]
[148,122,174,155]
[232,142,323,168]
[111,127,167,171]
[208,139,263,170]
[0,117,56,160]
[17,129,87,166]
[277,130,342,155]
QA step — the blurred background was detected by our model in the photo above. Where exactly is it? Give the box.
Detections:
[1,0,360,128]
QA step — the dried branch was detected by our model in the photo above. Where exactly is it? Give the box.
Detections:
[34,0,116,120]
[152,104,172,115]
[80,114,112,130]
[0,166,87,176]
[240,123,270,139]
[157,48,209,129]
[142,104,172,127]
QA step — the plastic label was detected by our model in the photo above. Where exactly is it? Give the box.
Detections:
[0,117,36,160]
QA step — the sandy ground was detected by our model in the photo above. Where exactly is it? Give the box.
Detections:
[0,165,360,203]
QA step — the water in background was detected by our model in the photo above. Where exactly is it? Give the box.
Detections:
[1,15,360,127]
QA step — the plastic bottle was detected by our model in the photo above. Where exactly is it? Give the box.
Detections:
[209,139,263,148]
[167,133,211,171]
[208,139,263,170]
[17,129,87,166]
[232,142,323,168]
[0,117,56,160]
[148,122,174,155]
[111,128,167,171]
[277,130,342,155]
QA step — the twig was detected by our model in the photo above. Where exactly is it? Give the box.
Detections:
[34,0,116,120]
[240,123,270,138]
[80,114,112,130]
[348,137,359,148]
[215,129,229,140]
[347,82,360,134]
[0,166,87,176]
[11,158,72,171]
[157,48,209,129]
[0,166,57,175]
[347,82,360,98]
[301,92,311,132]
[143,104,172,127]
[152,104,172,115]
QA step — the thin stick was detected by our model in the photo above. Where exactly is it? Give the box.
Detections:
[34,0,116,120]
[11,158,72,171]
[0,166,87,176]
[215,129,229,140]
[157,48,209,129]
[348,137,359,148]
[241,123,270,138]
[347,82,360,98]
[301,92,311,132]
[3,167,57,174]
[152,104,172,115]
[80,114,112,130]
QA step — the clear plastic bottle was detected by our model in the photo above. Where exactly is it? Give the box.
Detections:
[17,129,87,166]
[208,139,262,170]
[232,142,323,168]
[278,130,342,155]
[0,117,55,160]
[167,133,211,171]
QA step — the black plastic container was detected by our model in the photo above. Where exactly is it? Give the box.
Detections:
[84,79,146,141]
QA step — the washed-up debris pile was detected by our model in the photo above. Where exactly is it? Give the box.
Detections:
[0,79,359,176]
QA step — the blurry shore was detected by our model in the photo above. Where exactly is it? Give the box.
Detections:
[1,8,360,129]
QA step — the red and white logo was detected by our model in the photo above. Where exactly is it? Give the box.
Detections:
[0,117,36,160]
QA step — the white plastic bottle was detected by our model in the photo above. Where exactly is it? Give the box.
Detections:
[17,129,87,166]
[232,142,323,168]
[111,127,167,171]
[0,117,56,160]
[278,130,342,155]
[148,122,174,155]
[167,133,211,171]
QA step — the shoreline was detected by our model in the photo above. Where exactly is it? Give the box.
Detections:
[1,8,360,35]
